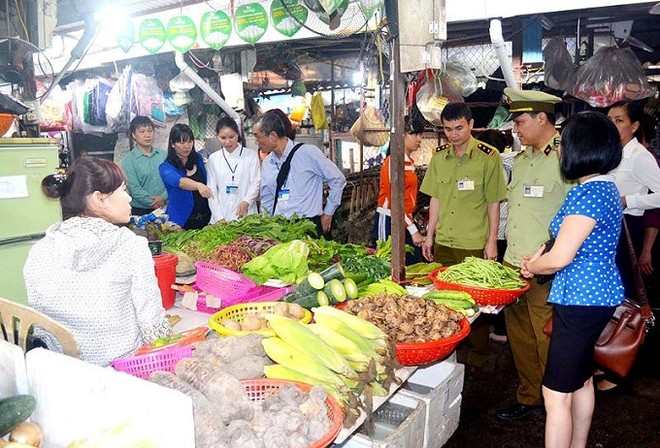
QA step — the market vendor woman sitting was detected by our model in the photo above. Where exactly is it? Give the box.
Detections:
[23,157,172,366]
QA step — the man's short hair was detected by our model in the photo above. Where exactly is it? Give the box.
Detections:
[130,116,154,134]
[254,109,293,139]
[441,103,472,123]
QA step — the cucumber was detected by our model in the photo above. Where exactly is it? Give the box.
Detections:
[317,290,330,306]
[293,272,325,297]
[0,395,36,437]
[423,290,475,303]
[319,263,345,283]
[343,278,358,300]
[323,279,347,303]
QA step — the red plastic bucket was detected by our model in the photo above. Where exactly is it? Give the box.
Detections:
[153,252,178,309]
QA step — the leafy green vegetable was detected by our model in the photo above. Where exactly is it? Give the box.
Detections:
[342,255,392,283]
[162,215,317,259]
[304,238,368,272]
[241,240,310,284]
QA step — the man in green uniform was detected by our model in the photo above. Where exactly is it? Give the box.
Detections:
[497,88,573,421]
[421,103,507,368]
[421,102,506,264]
[121,116,168,216]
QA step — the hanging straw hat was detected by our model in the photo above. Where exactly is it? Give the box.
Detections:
[350,106,390,147]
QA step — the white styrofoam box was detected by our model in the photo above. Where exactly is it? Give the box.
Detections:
[0,340,28,397]
[430,395,462,448]
[336,393,426,448]
[26,348,195,448]
[397,360,464,448]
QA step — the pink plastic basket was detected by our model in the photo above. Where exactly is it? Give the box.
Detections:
[110,345,193,379]
[195,261,256,300]
[196,285,294,313]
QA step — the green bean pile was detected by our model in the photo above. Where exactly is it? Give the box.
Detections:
[438,257,526,290]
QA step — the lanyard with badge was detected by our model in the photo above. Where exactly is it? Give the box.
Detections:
[457,177,475,191]
[222,146,243,195]
[523,179,545,198]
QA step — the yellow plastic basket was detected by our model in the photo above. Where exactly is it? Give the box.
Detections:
[208,301,313,337]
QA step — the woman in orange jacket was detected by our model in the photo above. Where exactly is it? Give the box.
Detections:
[372,118,424,263]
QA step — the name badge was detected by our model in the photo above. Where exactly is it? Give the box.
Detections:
[457,179,475,191]
[523,185,545,198]
[278,188,290,202]
[225,185,239,195]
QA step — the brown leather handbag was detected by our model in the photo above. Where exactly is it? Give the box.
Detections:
[541,219,655,377]
[594,219,655,378]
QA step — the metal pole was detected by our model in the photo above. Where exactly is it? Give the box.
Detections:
[390,0,406,282]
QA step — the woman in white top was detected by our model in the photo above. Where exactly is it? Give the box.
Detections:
[23,158,171,366]
[207,117,260,222]
[601,99,660,391]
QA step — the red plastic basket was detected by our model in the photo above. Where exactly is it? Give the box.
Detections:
[110,345,193,379]
[241,379,343,448]
[429,267,531,306]
[395,317,471,366]
[195,261,256,300]
[195,285,294,313]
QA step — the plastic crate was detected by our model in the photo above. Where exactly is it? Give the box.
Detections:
[196,285,293,313]
[336,393,426,448]
[110,345,193,379]
[397,360,465,448]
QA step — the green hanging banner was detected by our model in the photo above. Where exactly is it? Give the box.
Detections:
[139,18,166,54]
[200,10,233,49]
[116,21,135,53]
[317,0,348,26]
[270,0,308,37]
[234,3,269,45]
[167,16,197,53]
[359,0,383,21]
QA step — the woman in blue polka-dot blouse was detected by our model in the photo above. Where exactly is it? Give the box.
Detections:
[520,112,624,448]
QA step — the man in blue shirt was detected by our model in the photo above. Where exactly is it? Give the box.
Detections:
[254,110,346,237]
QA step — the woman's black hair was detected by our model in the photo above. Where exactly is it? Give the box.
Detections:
[560,111,622,180]
[215,116,240,136]
[42,157,126,220]
[608,99,645,127]
[166,123,198,171]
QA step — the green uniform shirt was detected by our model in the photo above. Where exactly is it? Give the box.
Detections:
[504,133,573,266]
[420,136,507,250]
[121,147,168,210]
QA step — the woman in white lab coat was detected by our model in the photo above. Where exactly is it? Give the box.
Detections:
[207,117,261,222]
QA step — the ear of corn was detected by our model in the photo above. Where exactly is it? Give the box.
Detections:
[265,314,358,379]
[313,312,384,359]
[263,364,349,404]
[261,337,346,390]
[307,323,372,364]
[312,305,388,340]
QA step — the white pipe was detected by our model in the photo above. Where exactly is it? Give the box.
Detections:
[489,19,517,89]
[174,51,241,124]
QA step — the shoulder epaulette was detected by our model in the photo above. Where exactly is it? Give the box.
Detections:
[553,136,561,147]
[435,143,450,153]
[477,142,497,157]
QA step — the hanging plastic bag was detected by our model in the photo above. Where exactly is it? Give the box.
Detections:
[106,65,133,133]
[573,46,656,108]
[130,73,166,128]
[310,92,328,130]
[543,38,576,92]
[415,72,449,126]
[442,55,478,98]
